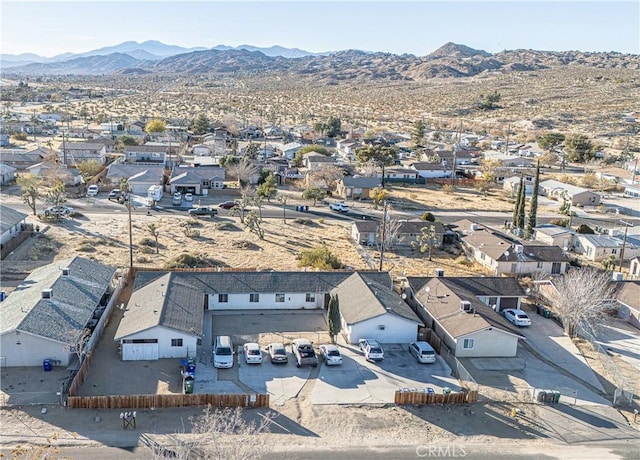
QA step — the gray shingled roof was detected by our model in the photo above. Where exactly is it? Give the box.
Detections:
[0,256,116,343]
[0,205,28,235]
[107,164,165,180]
[170,167,226,183]
[342,176,382,188]
[117,270,394,338]
[332,272,422,325]
[407,276,527,299]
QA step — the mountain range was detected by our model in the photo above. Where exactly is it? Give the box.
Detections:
[2,40,638,82]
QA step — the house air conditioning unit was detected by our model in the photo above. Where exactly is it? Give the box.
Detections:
[435,268,445,277]
[460,301,472,313]
[42,289,52,299]
[514,244,524,254]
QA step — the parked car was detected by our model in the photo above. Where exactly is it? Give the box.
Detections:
[359,339,384,362]
[503,308,532,327]
[184,193,194,202]
[188,206,218,216]
[172,192,182,206]
[267,342,288,364]
[243,343,263,364]
[291,338,318,368]
[44,205,73,216]
[409,341,437,364]
[329,202,349,212]
[218,200,238,210]
[108,189,121,201]
[86,185,100,197]
[319,344,342,366]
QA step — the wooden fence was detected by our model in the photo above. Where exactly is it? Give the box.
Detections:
[1,226,34,260]
[67,352,93,397]
[394,389,478,405]
[66,393,270,409]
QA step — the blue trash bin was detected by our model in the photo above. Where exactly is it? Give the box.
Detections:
[43,359,52,372]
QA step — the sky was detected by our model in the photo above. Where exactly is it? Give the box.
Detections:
[1,1,638,57]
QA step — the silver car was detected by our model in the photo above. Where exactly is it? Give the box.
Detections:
[267,342,288,364]
[319,344,342,366]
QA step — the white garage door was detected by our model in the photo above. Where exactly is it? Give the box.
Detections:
[122,342,159,361]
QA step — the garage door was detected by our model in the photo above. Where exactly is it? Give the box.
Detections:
[122,342,159,361]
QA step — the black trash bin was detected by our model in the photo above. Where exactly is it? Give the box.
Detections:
[43,359,52,372]
[304,205,309,212]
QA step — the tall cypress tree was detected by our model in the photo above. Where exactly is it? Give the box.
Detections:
[516,174,526,233]
[328,295,341,344]
[512,175,525,233]
[526,163,540,238]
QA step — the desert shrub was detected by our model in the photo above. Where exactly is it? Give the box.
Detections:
[298,245,343,270]
[140,246,155,254]
[550,218,569,227]
[137,256,150,263]
[164,253,226,269]
[576,224,595,234]
[294,218,319,227]
[77,243,95,252]
[232,240,261,250]
[441,184,455,194]
[139,237,156,247]
[318,218,325,224]
[216,222,241,232]
[420,212,435,222]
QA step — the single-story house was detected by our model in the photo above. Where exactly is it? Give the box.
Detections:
[331,272,423,344]
[336,176,382,200]
[304,152,335,170]
[459,225,569,276]
[410,162,453,179]
[533,224,575,250]
[26,161,83,187]
[503,176,533,196]
[0,148,48,170]
[0,163,17,185]
[281,142,302,160]
[378,167,419,183]
[61,142,107,166]
[105,164,165,193]
[124,145,167,165]
[169,166,226,195]
[539,179,601,206]
[0,205,28,257]
[404,276,526,358]
[0,256,116,367]
[573,234,640,262]
[192,144,212,156]
[115,270,394,360]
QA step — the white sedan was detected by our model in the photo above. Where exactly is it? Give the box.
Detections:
[243,342,263,364]
[319,344,343,366]
[503,309,531,327]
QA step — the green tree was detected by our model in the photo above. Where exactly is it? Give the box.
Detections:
[327,294,341,344]
[369,187,388,210]
[420,212,436,222]
[43,180,67,208]
[326,116,341,138]
[478,91,501,110]
[526,163,540,238]
[191,114,211,135]
[538,132,566,152]
[354,145,396,166]
[411,225,438,261]
[244,210,265,240]
[564,134,596,163]
[218,155,239,168]
[145,119,166,135]
[298,244,343,270]
[576,224,595,234]
[146,223,160,254]
[256,173,277,202]
[244,142,259,160]
[512,175,525,233]
[412,120,426,146]
[77,160,103,181]
[116,135,138,151]
[16,173,41,215]
[302,186,325,206]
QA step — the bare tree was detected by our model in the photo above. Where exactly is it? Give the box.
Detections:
[64,327,92,365]
[310,164,344,190]
[229,189,254,224]
[227,161,259,187]
[411,225,438,261]
[16,173,41,215]
[244,210,265,240]
[547,268,616,337]
[378,214,401,251]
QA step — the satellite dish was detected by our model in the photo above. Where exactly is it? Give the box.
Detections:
[504,251,510,257]
[401,293,407,299]
[425,287,430,293]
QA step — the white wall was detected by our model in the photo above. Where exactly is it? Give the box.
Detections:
[495,260,566,276]
[455,328,519,358]
[117,326,198,359]
[207,292,321,310]
[0,331,70,367]
[345,314,419,344]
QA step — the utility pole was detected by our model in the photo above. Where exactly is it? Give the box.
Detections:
[379,201,388,272]
[128,197,133,269]
[618,220,634,273]
[504,123,510,155]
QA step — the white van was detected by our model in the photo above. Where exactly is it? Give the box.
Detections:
[213,336,234,368]
[409,341,437,364]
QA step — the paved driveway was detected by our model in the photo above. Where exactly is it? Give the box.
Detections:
[311,343,460,404]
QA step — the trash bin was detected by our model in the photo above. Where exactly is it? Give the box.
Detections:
[304,205,309,212]
[426,387,435,394]
[537,391,547,403]
[43,359,52,372]
[183,376,194,394]
[552,390,561,404]
[442,387,451,395]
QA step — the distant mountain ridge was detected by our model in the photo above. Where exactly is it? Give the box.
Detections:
[2,41,638,81]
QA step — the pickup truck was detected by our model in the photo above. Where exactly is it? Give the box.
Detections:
[188,206,218,216]
[291,339,318,368]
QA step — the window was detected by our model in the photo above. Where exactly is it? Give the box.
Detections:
[537,261,543,269]
[305,293,315,302]
[612,249,617,255]
[171,339,183,347]
[275,293,285,303]
[488,297,497,307]
[463,338,475,350]
[250,293,259,303]
[218,294,228,303]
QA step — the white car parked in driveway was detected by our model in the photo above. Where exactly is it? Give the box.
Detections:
[503,308,531,327]
[359,339,384,362]
[319,344,342,365]
[243,343,263,364]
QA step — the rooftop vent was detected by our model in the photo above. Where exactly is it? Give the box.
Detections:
[42,289,52,299]
[460,301,472,313]
[435,268,445,277]
[62,267,70,276]
[514,244,524,253]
